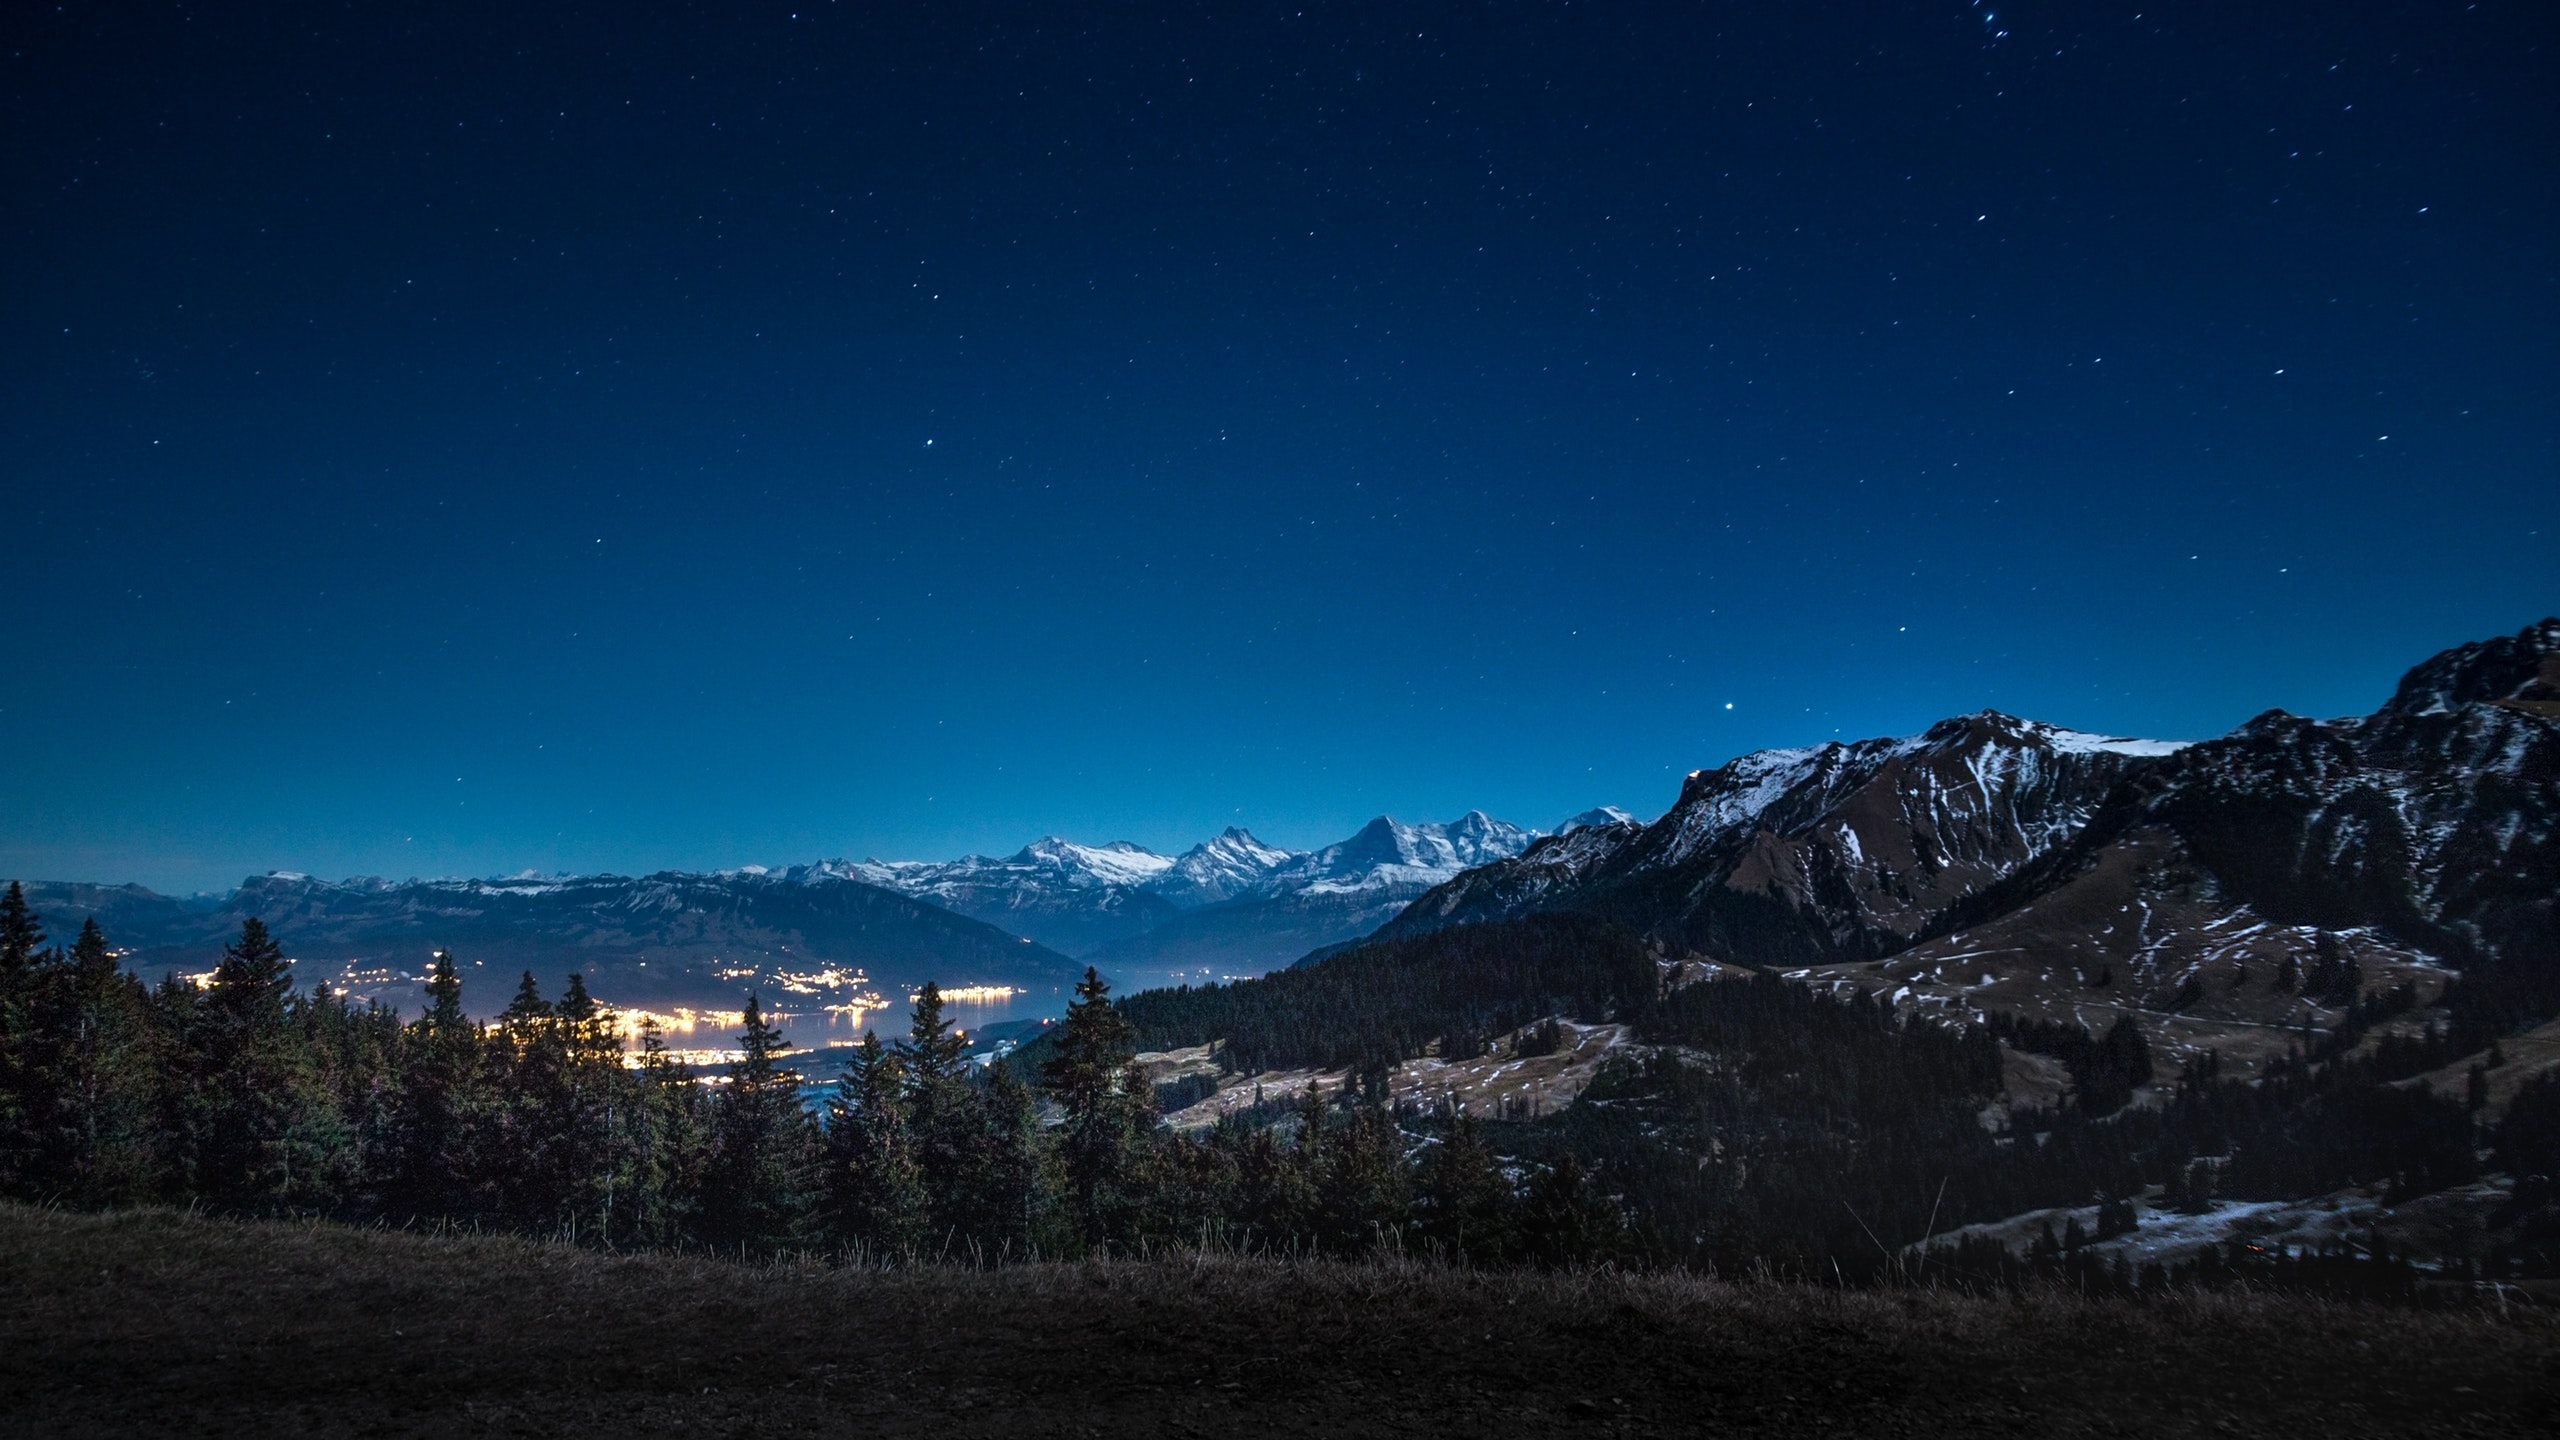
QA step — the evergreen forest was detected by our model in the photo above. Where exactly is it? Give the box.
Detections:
[3,885,2552,1286]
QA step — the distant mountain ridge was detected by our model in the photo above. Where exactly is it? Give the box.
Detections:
[12,810,1580,1010]
[19,867,1085,1011]
[838,811,1556,959]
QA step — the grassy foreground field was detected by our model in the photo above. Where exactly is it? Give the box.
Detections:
[1,1205,2554,1438]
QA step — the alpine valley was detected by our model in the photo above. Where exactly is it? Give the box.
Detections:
[1056,618,2560,1283]
[18,811,1574,1016]
[10,621,2560,1289]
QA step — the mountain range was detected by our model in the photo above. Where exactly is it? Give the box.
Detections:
[20,868,1084,1015]
[838,811,1551,973]
[16,811,1572,1014]
[20,619,2555,1064]
[1382,617,2560,1084]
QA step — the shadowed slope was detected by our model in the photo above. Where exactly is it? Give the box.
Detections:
[1,1205,2552,1438]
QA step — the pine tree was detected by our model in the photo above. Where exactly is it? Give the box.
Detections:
[423,949,467,1036]
[822,1031,926,1255]
[181,919,342,1210]
[1519,1153,1620,1266]
[490,969,570,1228]
[965,1060,1047,1256]
[1230,1122,1317,1246]
[1312,1103,1409,1255]
[899,981,979,1240]
[2096,1193,2138,1240]
[2104,1017,2153,1087]
[1417,1112,1511,1264]
[897,982,969,1089]
[701,995,815,1250]
[386,951,487,1222]
[1041,967,1151,1246]
[0,881,44,981]
[0,883,44,1187]
[35,919,160,1200]
[627,1016,710,1246]
[207,917,292,1033]
[548,972,629,1240]
[501,971,552,1031]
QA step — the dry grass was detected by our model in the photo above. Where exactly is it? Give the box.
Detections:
[1,1203,2554,1437]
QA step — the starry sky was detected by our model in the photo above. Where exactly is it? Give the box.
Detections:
[5,1,2554,894]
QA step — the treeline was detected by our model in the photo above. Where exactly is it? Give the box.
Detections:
[0,886,1625,1263]
[1102,913,1662,1072]
[1989,1011,2154,1115]
[6,880,2547,1280]
[1039,909,2546,1279]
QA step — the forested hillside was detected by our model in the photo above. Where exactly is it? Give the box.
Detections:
[6,873,2553,1283]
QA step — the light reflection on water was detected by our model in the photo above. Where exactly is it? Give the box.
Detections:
[757,983,1065,1074]
[301,960,1226,1078]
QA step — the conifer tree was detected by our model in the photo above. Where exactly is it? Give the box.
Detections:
[0,883,42,1186]
[701,995,815,1250]
[898,982,969,1089]
[386,950,487,1221]
[1417,1112,1511,1263]
[34,918,160,1200]
[181,919,341,1209]
[1230,1122,1317,1246]
[965,1060,1047,1256]
[1313,1103,1409,1254]
[545,972,629,1239]
[207,917,292,1033]
[823,1031,926,1255]
[0,881,44,982]
[1041,967,1151,1246]
[490,969,570,1227]
[1519,1153,1619,1266]
[423,950,467,1037]
[627,1016,710,1246]
[899,982,980,1238]
[501,971,553,1031]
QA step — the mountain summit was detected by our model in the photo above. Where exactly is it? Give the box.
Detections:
[848,812,1548,960]
[1387,712,2185,966]
[1382,621,2560,1033]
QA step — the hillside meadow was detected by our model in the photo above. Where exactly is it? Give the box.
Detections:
[1,1204,2553,1438]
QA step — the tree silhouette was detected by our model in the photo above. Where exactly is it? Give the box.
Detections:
[1042,967,1151,1245]
[701,995,814,1250]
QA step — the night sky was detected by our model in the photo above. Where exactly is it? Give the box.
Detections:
[5,2,2553,894]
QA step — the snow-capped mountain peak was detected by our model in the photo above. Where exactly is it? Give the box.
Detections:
[1008,836,1178,887]
[1387,709,2195,962]
[1150,827,1302,908]
[816,811,1536,956]
[1272,813,1541,895]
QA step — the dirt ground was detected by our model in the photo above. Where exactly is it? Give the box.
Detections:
[1,1204,2554,1438]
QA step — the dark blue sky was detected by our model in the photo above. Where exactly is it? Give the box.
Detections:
[6,1,2553,893]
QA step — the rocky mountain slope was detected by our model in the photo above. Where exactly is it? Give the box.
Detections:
[1857,618,2560,1057]
[1380,619,2560,1091]
[1386,713,2185,967]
